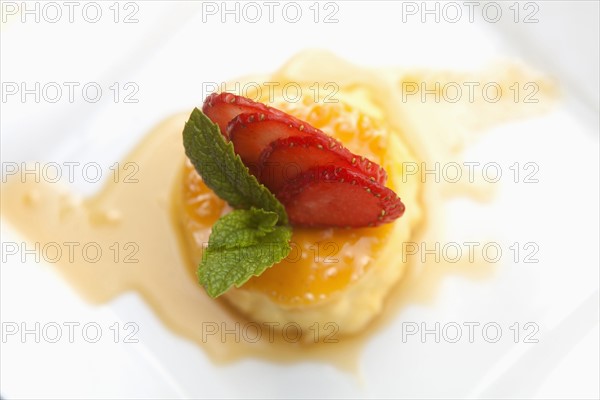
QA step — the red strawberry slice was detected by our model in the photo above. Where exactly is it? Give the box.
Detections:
[226,112,335,171]
[200,93,402,228]
[277,165,405,228]
[259,136,386,194]
[228,111,387,183]
[354,156,387,185]
[203,93,386,180]
[202,92,284,137]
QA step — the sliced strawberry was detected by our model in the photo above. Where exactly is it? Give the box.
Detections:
[202,92,284,138]
[259,136,385,194]
[277,166,405,228]
[228,111,387,183]
[354,155,387,185]
[226,112,334,170]
[259,136,348,194]
[200,93,401,229]
[202,92,387,179]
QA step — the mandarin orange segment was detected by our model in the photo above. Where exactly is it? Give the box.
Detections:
[241,225,391,305]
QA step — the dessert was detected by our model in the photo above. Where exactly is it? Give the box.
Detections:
[1,50,556,362]
[178,89,423,335]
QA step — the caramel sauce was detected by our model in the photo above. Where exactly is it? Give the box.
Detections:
[1,50,557,371]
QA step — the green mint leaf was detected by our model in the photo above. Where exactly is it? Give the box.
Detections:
[183,108,292,297]
[183,108,288,224]
[198,208,292,298]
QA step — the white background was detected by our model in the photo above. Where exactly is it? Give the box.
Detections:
[1,1,599,398]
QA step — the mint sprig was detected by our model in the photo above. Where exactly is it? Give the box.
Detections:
[198,208,292,297]
[182,108,292,297]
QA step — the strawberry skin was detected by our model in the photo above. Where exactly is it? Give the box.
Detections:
[200,92,403,229]
[228,111,387,184]
[226,112,325,170]
[203,92,386,180]
[202,92,284,137]
[277,166,405,228]
[259,135,386,194]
